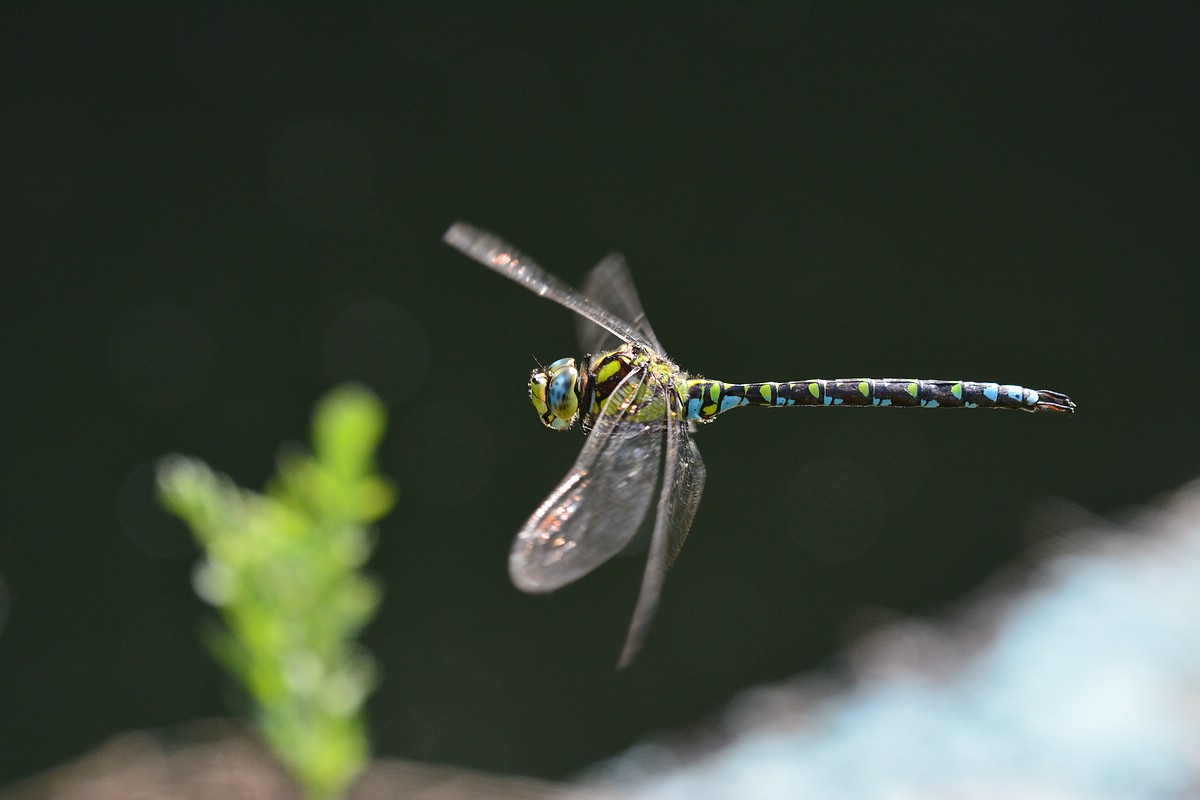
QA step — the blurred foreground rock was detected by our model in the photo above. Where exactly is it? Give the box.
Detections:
[588,480,1200,799]
[0,719,620,800]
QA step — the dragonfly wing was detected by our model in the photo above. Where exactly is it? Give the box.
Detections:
[576,253,665,356]
[509,368,665,593]
[616,392,706,668]
[444,222,655,350]
[665,427,705,567]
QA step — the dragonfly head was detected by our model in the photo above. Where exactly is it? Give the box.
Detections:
[530,357,582,431]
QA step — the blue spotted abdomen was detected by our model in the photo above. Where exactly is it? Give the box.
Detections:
[684,377,1074,421]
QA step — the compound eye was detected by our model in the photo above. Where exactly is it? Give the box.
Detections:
[547,361,580,421]
[529,358,579,430]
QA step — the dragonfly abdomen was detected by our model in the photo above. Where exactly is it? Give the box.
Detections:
[684,378,1074,421]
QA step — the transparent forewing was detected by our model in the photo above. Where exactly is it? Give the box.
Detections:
[665,427,706,566]
[575,253,665,356]
[617,393,706,668]
[509,368,666,593]
[444,223,655,350]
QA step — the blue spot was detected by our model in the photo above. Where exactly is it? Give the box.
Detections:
[921,399,939,407]
[720,394,746,414]
[832,398,843,405]
[1027,389,1040,406]
[1007,386,1023,401]
[964,401,978,408]
[823,396,833,406]
[880,398,891,406]
[983,384,999,402]
[686,397,701,419]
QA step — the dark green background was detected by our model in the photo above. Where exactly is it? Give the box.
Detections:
[4,4,1197,784]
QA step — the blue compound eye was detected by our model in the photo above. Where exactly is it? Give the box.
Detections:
[549,370,573,409]
[548,361,579,418]
[529,358,579,430]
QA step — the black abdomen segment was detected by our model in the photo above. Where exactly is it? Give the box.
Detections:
[684,378,1075,421]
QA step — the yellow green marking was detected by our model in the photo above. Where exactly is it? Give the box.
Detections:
[597,359,622,383]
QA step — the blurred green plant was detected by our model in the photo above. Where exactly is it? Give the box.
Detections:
[156,385,395,800]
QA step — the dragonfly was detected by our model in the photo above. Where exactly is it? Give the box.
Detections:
[443,222,1075,668]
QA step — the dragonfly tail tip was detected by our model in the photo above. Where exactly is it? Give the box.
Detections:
[1035,389,1076,414]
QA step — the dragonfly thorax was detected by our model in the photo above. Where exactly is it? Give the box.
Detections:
[529,357,583,431]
